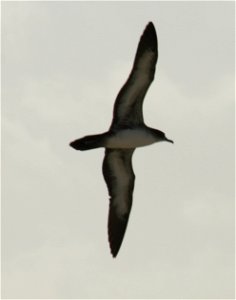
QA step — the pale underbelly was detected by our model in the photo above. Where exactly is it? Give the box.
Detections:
[105,129,156,149]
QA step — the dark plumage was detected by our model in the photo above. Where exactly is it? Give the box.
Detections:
[70,22,173,257]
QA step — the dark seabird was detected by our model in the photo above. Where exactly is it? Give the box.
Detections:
[70,22,173,257]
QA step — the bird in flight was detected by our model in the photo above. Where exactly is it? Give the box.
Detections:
[70,22,173,257]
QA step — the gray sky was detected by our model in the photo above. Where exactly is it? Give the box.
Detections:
[2,1,235,299]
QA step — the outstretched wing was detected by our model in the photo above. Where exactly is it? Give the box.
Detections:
[110,22,158,130]
[102,149,135,257]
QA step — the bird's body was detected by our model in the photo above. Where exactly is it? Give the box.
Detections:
[73,126,170,150]
[70,22,173,257]
[105,127,159,148]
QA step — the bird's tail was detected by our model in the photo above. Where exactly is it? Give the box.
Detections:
[70,133,106,151]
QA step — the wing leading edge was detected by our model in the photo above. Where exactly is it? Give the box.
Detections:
[110,22,158,130]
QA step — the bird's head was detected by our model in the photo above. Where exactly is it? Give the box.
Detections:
[151,128,174,144]
[164,136,174,144]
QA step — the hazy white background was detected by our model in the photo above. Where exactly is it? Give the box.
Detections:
[2,1,235,299]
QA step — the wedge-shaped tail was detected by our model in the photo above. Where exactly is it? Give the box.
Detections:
[70,133,106,151]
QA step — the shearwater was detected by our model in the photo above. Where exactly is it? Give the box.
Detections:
[70,22,173,257]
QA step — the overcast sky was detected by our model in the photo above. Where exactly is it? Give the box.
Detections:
[2,1,235,299]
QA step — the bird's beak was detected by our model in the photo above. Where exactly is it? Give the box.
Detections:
[165,137,174,144]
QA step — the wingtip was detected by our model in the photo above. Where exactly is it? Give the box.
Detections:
[142,21,157,45]
[147,21,154,26]
[146,21,155,31]
[110,248,119,258]
[109,236,122,258]
[108,211,128,259]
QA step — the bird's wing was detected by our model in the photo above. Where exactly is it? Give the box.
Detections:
[102,148,135,257]
[110,22,158,130]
